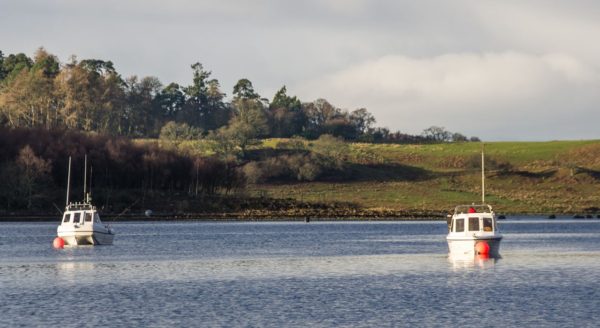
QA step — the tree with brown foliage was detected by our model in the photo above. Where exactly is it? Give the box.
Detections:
[16,145,52,208]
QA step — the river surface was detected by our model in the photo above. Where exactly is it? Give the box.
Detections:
[1,218,600,327]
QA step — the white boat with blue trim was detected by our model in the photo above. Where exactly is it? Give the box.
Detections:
[56,156,115,246]
[446,147,502,257]
[446,204,502,256]
[57,200,114,246]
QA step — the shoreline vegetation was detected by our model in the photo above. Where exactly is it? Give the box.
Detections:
[0,211,443,222]
[3,210,600,222]
[1,129,600,221]
[2,49,600,221]
[2,193,600,222]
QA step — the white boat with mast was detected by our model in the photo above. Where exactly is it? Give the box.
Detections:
[446,147,502,257]
[56,156,115,246]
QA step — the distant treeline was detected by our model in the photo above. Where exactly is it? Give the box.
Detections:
[0,48,479,144]
[0,128,241,210]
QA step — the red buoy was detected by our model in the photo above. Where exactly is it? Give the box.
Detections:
[468,207,476,213]
[53,237,65,249]
[475,241,490,255]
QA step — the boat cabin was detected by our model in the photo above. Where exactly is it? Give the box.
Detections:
[448,204,498,234]
[60,203,102,226]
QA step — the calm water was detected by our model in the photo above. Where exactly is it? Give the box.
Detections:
[1,218,600,327]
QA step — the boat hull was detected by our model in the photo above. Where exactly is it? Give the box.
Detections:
[447,236,502,257]
[57,230,114,246]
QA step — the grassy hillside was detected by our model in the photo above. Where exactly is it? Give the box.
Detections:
[246,139,600,214]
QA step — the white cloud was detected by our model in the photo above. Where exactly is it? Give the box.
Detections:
[317,0,370,15]
[472,1,600,65]
[296,52,600,140]
[3,0,600,140]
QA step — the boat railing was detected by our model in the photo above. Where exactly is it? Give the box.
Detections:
[65,202,96,211]
[453,204,493,215]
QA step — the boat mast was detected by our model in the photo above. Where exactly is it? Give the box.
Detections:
[481,144,485,204]
[83,154,87,202]
[89,166,93,202]
[66,156,72,207]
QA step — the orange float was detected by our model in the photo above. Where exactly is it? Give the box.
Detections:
[53,237,65,249]
[475,241,490,255]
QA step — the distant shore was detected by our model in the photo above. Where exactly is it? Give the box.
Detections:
[0,210,444,222]
[1,210,597,222]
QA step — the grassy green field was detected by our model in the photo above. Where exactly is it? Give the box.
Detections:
[140,138,600,214]
[248,139,600,214]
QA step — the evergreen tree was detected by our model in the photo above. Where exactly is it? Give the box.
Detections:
[268,86,306,137]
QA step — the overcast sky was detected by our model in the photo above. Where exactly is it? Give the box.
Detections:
[2,0,599,140]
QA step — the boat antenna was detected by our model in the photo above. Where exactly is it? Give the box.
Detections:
[83,154,87,202]
[89,165,93,202]
[481,144,485,204]
[66,156,71,207]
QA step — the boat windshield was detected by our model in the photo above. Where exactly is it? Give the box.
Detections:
[468,217,480,231]
[483,218,493,232]
[455,218,465,232]
[84,212,93,222]
[62,213,70,223]
[452,217,496,233]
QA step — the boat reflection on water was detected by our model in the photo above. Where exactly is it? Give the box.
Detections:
[55,261,97,282]
[448,252,500,270]
[55,261,97,272]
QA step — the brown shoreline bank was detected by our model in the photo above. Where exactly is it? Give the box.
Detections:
[1,210,592,222]
[1,209,447,222]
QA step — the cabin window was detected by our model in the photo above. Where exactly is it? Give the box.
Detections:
[84,212,93,222]
[62,213,71,223]
[455,218,464,232]
[468,217,480,231]
[483,218,493,232]
[73,212,81,224]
